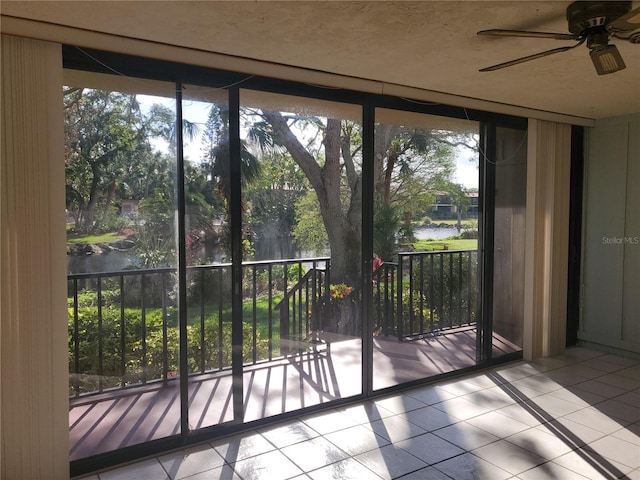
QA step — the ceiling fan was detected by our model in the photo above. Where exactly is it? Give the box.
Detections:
[478,1,640,75]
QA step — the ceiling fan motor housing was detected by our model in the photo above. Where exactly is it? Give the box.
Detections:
[567,1,632,34]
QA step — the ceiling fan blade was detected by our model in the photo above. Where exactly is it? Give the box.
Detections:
[607,6,640,32]
[479,40,585,72]
[477,29,580,41]
[607,6,640,39]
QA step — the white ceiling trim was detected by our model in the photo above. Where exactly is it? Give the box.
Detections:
[1,15,595,127]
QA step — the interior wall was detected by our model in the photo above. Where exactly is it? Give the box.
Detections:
[580,113,640,356]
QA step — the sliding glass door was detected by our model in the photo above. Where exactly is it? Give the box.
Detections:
[371,108,481,390]
[65,73,182,459]
[181,84,235,430]
[239,90,363,420]
[491,126,527,358]
[64,50,528,474]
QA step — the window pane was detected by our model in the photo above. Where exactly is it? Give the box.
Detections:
[492,127,527,357]
[182,84,235,429]
[240,90,363,420]
[65,75,181,458]
[373,109,480,390]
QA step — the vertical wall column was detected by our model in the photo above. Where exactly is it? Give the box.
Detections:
[523,119,572,360]
[1,35,68,478]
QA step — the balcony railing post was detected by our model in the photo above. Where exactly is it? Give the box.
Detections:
[141,274,147,385]
[97,277,103,392]
[73,278,80,397]
[162,272,169,385]
[429,254,434,332]
[120,275,125,387]
[268,264,273,361]
[397,254,403,340]
[200,268,206,374]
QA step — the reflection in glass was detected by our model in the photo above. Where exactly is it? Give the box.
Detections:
[240,90,363,420]
[492,127,527,356]
[373,109,480,390]
[65,77,180,458]
[182,85,234,430]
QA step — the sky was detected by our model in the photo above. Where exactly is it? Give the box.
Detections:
[138,94,479,189]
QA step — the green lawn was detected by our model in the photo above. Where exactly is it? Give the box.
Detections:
[67,232,128,244]
[186,294,284,339]
[413,238,478,251]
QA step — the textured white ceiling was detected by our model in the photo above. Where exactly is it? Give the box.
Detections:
[3,1,639,119]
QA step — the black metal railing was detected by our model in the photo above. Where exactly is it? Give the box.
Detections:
[67,257,330,397]
[395,250,478,339]
[68,250,476,398]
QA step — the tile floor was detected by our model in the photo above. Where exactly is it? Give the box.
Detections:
[77,347,640,479]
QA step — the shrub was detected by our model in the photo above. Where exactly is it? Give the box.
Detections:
[68,301,269,396]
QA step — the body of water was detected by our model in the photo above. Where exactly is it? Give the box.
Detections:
[68,228,460,274]
[414,225,460,240]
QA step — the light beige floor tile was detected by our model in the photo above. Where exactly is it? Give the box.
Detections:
[615,365,640,381]
[596,398,640,423]
[99,459,169,480]
[580,357,630,374]
[396,432,465,465]
[230,450,303,480]
[323,424,390,456]
[353,444,427,479]
[510,375,565,395]
[437,377,496,396]
[365,413,427,442]
[522,393,586,418]
[371,393,426,414]
[158,444,225,480]
[462,386,519,410]
[307,457,384,480]
[599,354,639,367]
[176,465,242,480]
[586,435,640,469]
[554,348,604,363]
[400,405,459,431]
[433,452,511,480]
[546,384,607,407]
[616,390,640,407]
[627,468,640,480]
[572,379,630,399]
[530,356,573,371]
[466,410,531,437]
[210,431,276,463]
[517,461,589,479]
[564,407,630,434]
[551,364,607,381]
[505,427,575,460]
[281,436,349,472]
[535,417,607,447]
[432,395,492,421]
[489,362,545,383]
[553,450,634,479]
[393,465,452,480]
[403,385,456,405]
[494,403,545,427]
[472,439,547,475]
[596,373,640,391]
[257,419,320,448]
[434,421,500,450]
[300,408,359,435]
[336,400,394,424]
[611,424,640,446]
